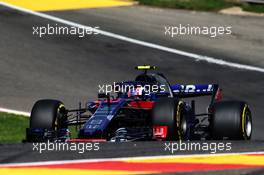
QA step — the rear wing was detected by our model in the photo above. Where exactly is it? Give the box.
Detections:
[171,84,222,104]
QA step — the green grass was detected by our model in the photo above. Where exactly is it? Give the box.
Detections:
[137,0,233,11]
[241,3,264,13]
[137,0,264,13]
[0,112,29,144]
[69,126,79,139]
[0,112,78,144]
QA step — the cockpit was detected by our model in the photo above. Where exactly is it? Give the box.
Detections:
[135,73,173,97]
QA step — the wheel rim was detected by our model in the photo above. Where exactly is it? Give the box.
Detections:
[244,112,252,138]
[55,104,65,130]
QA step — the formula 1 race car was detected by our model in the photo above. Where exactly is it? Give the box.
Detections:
[25,66,253,142]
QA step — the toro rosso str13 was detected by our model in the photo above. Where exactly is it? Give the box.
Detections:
[25,66,252,142]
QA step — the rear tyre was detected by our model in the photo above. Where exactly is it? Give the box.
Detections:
[152,98,188,140]
[30,99,67,130]
[210,101,252,140]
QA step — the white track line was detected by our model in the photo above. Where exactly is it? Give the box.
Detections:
[0,151,264,167]
[1,2,264,73]
[0,107,30,117]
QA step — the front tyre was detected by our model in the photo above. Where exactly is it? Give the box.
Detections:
[30,99,67,130]
[26,99,67,142]
[210,101,252,140]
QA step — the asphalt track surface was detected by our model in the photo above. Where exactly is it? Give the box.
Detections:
[1,3,264,174]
